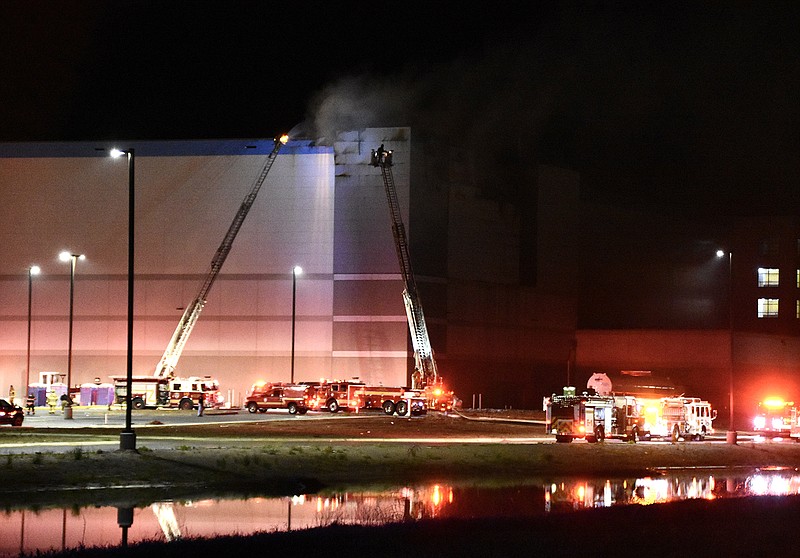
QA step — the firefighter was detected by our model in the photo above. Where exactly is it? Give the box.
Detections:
[60,393,73,412]
[46,390,58,414]
[26,392,36,415]
[197,393,205,417]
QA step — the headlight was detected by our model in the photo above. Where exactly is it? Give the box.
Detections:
[772,417,784,430]
[754,416,766,429]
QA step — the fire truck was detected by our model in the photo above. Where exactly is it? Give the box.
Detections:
[753,397,794,436]
[244,382,313,415]
[546,388,613,443]
[110,375,221,410]
[545,388,649,443]
[790,408,800,442]
[317,380,426,416]
[647,397,716,441]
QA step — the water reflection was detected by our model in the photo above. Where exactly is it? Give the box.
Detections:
[2,469,798,557]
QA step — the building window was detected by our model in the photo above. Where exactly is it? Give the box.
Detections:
[757,298,779,318]
[758,268,779,287]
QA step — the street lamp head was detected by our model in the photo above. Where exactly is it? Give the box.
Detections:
[29,265,41,276]
[716,250,726,258]
[109,148,126,158]
[59,251,85,262]
[293,265,303,276]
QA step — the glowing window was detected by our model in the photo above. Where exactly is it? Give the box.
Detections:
[757,298,779,318]
[758,268,779,287]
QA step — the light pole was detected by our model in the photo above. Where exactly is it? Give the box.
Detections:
[717,249,736,444]
[110,147,137,451]
[59,251,84,418]
[291,265,302,384]
[26,265,40,398]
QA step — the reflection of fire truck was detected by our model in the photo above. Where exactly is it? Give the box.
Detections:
[545,388,649,443]
[317,380,426,416]
[647,397,716,441]
[754,397,794,436]
[111,375,220,410]
[244,382,313,415]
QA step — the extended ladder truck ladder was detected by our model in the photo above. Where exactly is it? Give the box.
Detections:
[154,134,289,379]
[370,146,438,391]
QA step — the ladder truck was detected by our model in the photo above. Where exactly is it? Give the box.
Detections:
[370,146,457,412]
[113,134,289,409]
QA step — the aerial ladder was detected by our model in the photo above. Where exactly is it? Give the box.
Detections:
[153,134,289,379]
[370,145,441,396]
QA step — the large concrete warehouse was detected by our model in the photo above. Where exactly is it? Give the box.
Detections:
[0,127,580,408]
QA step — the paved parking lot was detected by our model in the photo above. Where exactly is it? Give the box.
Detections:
[12,404,330,429]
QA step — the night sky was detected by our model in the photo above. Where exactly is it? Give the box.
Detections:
[1,1,798,215]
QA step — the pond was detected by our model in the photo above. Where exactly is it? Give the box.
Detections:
[2,467,798,557]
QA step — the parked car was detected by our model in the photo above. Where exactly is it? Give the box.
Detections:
[0,398,24,426]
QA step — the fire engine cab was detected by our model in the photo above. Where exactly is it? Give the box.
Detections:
[546,388,614,443]
[648,397,715,441]
[545,388,650,443]
[754,397,794,437]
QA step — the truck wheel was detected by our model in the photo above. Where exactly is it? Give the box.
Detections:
[328,399,340,413]
[298,408,308,415]
[555,435,572,443]
[382,400,396,415]
[396,401,409,416]
[246,402,258,414]
[179,399,193,411]
[12,415,23,427]
[132,397,145,410]
[586,436,597,443]
[628,427,639,443]
[287,402,298,415]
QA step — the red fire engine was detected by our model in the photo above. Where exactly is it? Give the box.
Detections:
[316,380,426,416]
[754,397,794,436]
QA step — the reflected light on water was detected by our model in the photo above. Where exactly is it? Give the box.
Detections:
[3,469,800,557]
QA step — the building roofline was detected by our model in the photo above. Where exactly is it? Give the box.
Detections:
[0,138,331,158]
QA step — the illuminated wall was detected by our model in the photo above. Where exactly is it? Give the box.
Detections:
[0,133,412,404]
